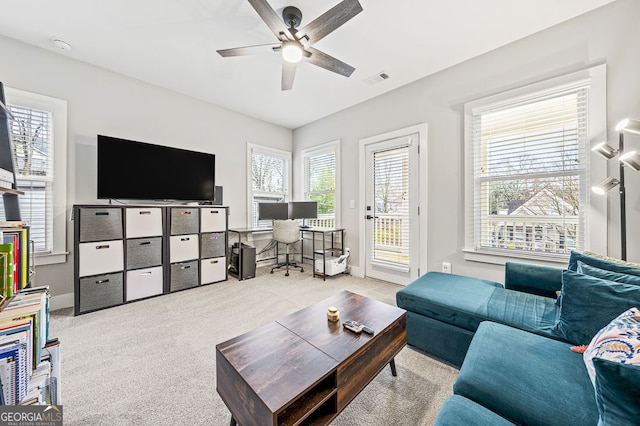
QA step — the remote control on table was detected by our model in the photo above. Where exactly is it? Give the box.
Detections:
[343,320,374,335]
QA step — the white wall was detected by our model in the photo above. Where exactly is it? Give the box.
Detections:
[293,0,640,283]
[0,35,292,303]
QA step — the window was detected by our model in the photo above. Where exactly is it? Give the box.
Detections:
[247,144,291,228]
[465,66,606,262]
[301,141,340,228]
[0,88,67,265]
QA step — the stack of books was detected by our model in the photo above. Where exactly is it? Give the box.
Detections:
[0,221,31,299]
[0,287,59,405]
[0,222,60,405]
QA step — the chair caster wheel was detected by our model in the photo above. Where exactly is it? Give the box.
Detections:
[300,269,304,273]
[285,272,289,276]
[270,271,274,274]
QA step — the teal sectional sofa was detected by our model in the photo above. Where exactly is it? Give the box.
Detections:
[396,251,640,425]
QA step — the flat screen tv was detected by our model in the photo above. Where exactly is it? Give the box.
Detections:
[97,135,215,201]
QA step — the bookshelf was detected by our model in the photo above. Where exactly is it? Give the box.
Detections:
[0,81,61,406]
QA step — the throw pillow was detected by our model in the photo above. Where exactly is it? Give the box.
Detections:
[577,261,640,286]
[583,307,640,383]
[552,270,640,345]
[592,358,640,425]
[568,251,640,276]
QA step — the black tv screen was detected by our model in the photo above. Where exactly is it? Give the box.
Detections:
[97,135,215,201]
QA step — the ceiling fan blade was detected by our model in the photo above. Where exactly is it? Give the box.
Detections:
[296,0,363,46]
[282,61,297,91]
[217,43,280,57]
[306,47,355,77]
[247,0,292,40]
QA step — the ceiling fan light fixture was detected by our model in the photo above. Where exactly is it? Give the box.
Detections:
[282,41,303,63]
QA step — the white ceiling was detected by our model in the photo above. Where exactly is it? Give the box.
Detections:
[0,0,615,129]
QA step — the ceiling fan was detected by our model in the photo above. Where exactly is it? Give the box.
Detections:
[217,0,363,91]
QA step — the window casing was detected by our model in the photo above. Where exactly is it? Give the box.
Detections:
[464,66,606,263]
[301,141,340,228]
[0,88,67,265]
[247,144,291,228]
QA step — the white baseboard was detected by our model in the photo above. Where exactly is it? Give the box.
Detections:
[348,265,363,278]
[50,292,74,311]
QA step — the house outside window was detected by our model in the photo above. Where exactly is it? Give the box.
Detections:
[464,66,606,262]
[247,144,291,228]
[0,88,67,265]
[301,140,340,228]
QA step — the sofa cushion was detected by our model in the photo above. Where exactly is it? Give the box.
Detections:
[593,358,640,425]
[568,251,640,276]
[434,395,515,426]
[396,272,559,337]
[454,321,598,426]
[583,307,640,383]
[553,270,640,345]
[577,261,640,286]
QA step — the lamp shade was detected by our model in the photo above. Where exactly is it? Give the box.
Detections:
[620,150,640,172]
[615,119,640,135]
[591,141,618,159]
[592,176,620,195]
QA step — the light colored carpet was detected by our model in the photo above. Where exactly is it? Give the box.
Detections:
[51,265,457,425]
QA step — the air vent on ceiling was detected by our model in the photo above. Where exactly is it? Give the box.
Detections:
[364,71,390,86]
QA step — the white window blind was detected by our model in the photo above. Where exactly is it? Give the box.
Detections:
[0,105,54,253]
[249,146,290,227]
[471,84,589,258]
[304,148,336,228]
[372,145,410,266]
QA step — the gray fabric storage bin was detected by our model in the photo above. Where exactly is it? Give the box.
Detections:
[170,260,199,291]
[79,272,124,313]
[126,237,163,270]
[170,208,199,235]
[79,208,123,242]
[200,232,226,258]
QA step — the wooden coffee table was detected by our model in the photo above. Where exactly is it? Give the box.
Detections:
[216,290,407,426]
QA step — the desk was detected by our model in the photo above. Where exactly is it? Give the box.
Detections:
[228,227,345,281]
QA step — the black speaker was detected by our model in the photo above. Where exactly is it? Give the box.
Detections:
[212,186,223,205]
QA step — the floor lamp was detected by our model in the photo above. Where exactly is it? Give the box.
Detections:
[592,118,640,261]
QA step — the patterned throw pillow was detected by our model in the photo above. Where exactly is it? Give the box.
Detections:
[583,307,640,384]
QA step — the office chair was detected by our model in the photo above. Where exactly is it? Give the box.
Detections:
[271,219,304,276]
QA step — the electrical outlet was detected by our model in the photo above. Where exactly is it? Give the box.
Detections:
[442,262,452,274]
[349,200,355,209]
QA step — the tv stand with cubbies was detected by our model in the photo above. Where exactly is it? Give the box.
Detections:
[73,204,228,315]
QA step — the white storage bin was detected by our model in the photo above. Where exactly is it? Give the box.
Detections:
[314,254,348,276]
[79,240,124,277]
[126,266,163,301]
[126,208,163,238]
[169,234,199,263]
[201,257,226,284]
[200,208,226,232]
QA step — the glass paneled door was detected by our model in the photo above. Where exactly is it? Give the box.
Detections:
[364,133,419,285]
